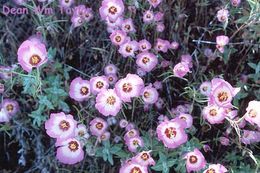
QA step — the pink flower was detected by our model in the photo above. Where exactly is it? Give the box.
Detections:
[99,0,125,21]
[209,78,240,108]
[219,136,230,146]
[56,138,84,164]
[126,123,135,131]
[95,89,122,116]
[125,136,144,152]
[156,22,165,32]
[105,17,123,32]
[2,99,19,116]
[154,38,170,53]
[136,68,147,77]
[109,30,128,46]
[69,77,91,102]
[132,150,155,166]
[155,98,164,109]
[89,117,108,137]
[216,35,229,53]
[170,41,179,50]
[0,108,9,123]
[184,148,206,173]
[124,129,140,141]
[217,9,229,22]
[17,39,48,72]
[241,130,260,144]
[104,64,118,75]
[143,10,154,23]
[75,124,90,139]
[121,18,136,33]
[45,112,77,140]
[106,74,118,85]
[141,84,159,104]
[71,5,93,28]
[178,113,193,128]
[138,39,152,52]
[71,15,84,28]
[59,0,74,8]
[154,12,164,21]
[156,118,188,148]
[99,131,111,141]
[173,62,190,78]
[153,81,162,90]
[119,119,128,128]
[199,81,212,96]
[115,74,144,102]
[181,54,193,68]
[0,66,13,79]
[202,104,226,124]
[118,40,138,58]
[203,164,228,173]
[148,0,162,8]
[231,0,241,7]
[90,76,109,95]
[119,162,148,173]
[176,104,190,114]
[244,100,260,128]
[136,52,158,72]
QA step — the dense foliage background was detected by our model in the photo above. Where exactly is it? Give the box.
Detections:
[0,0,259,172]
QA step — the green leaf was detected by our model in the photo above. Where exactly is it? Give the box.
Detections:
[38,95,54,109]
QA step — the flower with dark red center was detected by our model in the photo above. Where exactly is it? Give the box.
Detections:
[90,117,108,136]
[184,148,206,173]
[244,101,260,128]
[156,118,187,148]
[95,89,122,116]
[136,52,158,72]
[69,77,91,102]
[45,112,77,140]
[115,74,144,102]
[56,138,84,164]
[17,39,48,72]
[209,78,240,108]
[90,76,109,95]
[99,0,124,21]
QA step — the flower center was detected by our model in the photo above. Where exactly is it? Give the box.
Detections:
[78,130,85,137]
[164,127,177,139]
[180,116,187,120]
[115,35,122,43]
[68,141,79,152]
[64,0,70,3]
[130,167,142,173]
[106,96,116,105]
[125,25,131,30]
[144,91,150,98]
[133,139,139,146]
[29,55,41,66]
[109,6,117,15]
[249,109,257,118]
[189,155,198,164]
[141,153,149,161]
[209,109,217,116]
[220,16,226,21]
[128,130,135,137]
[141,45,146,49]
[122,83,133,93]
[202,86,208,91]
[142,57,150,64]
[126,46,133,53]
[95,122,104,130]
[59,120,70,131]
[108,77,113,82]
[6,104,14,112]
[146,14,151,18]
[206,168,216,173]
[80,86,89,95]
[96,81,104,89]
[217,91,228,102]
